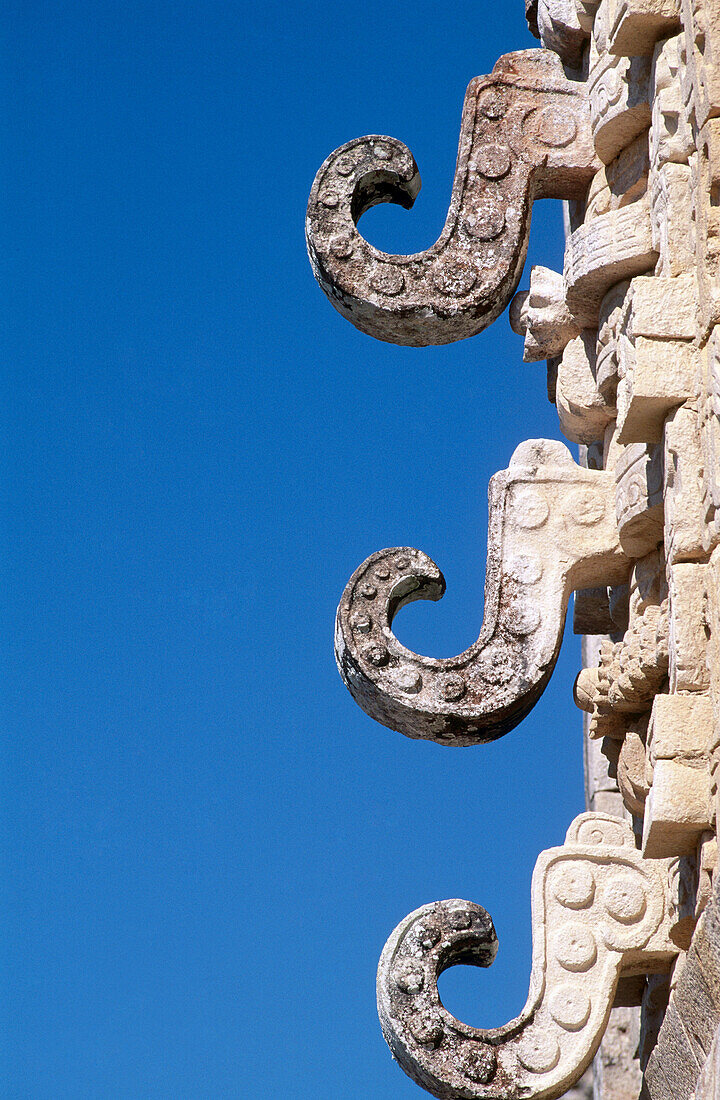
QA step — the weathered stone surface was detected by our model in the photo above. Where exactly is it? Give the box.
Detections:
[564,198,658,327]
[377,813,676,1100]
[588,45,652,164]
[510,265,581,362]
[574,586,617,633]
[557,331,615,443]
[615,442,664,557]
[682,0,720,129]
[650,35,693,170]
[668,564,711,691]
[608,0,681,57]
[537,0,590,66]
[306,50,599,346]
[650,163,696,276]
[665,406,707,564]
[642,694,714,857]
[336,441,629,745]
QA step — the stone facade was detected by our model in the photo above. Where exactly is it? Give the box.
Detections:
[307,2,720,1096]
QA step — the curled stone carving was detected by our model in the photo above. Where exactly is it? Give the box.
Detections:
[336,441,629,745]
[306,50,598,346]
[377,813,676,1100]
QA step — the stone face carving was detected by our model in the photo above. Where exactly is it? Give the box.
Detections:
[574,599,669,726]
[377,813,677,1100]
[306,50,599,346]
[509,265,581,362]
[336,441,629,745]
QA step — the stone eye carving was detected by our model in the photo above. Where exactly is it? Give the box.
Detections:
[335,440,630,746]
[306,49,599,346]
[377,813,676,1100]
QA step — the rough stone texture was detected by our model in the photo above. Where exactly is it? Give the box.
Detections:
[335,441,629,746]
[645,884,720,1099]
[309,0,720,1096]
[510,265,581,362]
[377,814,676,1100]
[306,50,599,346]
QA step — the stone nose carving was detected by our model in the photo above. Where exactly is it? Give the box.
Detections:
[377,813,677,1100]
[306,49,599,346]
[335,441,630,746]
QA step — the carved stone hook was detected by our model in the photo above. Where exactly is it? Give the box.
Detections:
[377,813,677,1100]
[335,441,630,746]
[306,49,599,346]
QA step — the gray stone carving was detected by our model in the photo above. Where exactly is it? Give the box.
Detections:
[335,441,629,745]
[377,813,676,1100]
[306,50,598,346]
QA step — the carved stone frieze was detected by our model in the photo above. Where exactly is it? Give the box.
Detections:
[588,47,652,164]
[336,441,629,745]
[306,50,599,346]
[574,598,669,725]
[377,813,676,1100]
[564,197,658,327]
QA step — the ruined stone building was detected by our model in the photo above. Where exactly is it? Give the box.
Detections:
[305,1,720,1096]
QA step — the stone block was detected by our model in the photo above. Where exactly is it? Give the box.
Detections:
[609,0,681,57]
[627,275,698,340]
[645,1002,701,1099]
[665,407,707,565]
[648,693,713,761]
[669,564,711,692]
[617,339,697,444]
[557,331,615,443]
[642,759,713,857]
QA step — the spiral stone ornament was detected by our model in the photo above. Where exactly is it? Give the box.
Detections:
[335,441,630,745]
[377,814,677,1099]
[306,49,599,346]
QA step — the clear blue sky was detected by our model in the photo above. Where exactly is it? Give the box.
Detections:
[5,2,588,1096]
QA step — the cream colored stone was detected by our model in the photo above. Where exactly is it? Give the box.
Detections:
[588,46,652,164]
[650,35,693,169]
[596,281,631,403]
[642,694,713,857]
[587,134,650,223]
[648,693,712,759]
[642,760,713,856]
[608,0,681,56]
[664,405,706,564]
[627,274,698,339]
[510,265,581,362]
[699,331,720,551]
[668,564,711,692]
[564,198,658,327]
[615,442,664,557]
[682,0,720,129]
[537,0,589,65]
[650,163,696,276]
[617,339,698,443]
[557,332,616,443]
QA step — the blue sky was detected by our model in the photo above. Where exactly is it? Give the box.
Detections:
[5,2,588,1096]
